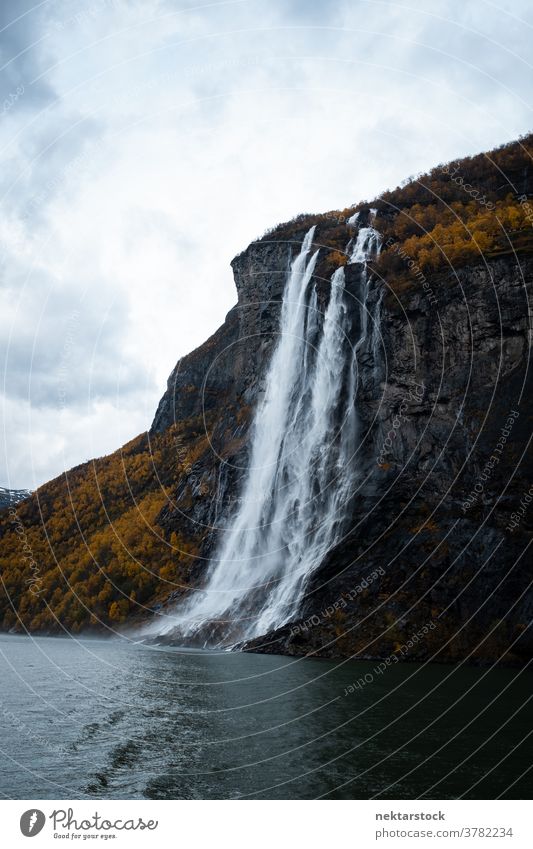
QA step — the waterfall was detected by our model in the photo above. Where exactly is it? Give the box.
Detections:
[159,222,381,647]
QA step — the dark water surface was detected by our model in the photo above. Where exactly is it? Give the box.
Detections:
[0,634,530,799]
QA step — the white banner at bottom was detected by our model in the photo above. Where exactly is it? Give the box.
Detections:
[1,799,530,848]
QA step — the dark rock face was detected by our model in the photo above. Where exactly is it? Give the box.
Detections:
[244,257,533,662]
[150,225,533,663]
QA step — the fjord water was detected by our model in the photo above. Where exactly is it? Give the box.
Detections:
[1,634,530,800]
[162,224,381,645]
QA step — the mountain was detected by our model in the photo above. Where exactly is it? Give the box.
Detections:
[0,488,32,510]
[0,134,531,664]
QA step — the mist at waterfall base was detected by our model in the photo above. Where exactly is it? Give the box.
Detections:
[154,221,382,647]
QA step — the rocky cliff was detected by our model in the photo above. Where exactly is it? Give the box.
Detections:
[148,135,533,663]
[243,254,533,663]
[1,134,531,662]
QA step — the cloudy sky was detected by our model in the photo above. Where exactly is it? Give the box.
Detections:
[1,0,532,490]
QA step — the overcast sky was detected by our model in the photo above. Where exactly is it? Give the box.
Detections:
[1,0,532,490]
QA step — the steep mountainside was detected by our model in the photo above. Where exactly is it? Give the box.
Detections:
[0,488,32,510]
[1,134,532,663]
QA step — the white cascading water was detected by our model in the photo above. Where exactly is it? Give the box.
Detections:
[159,221,381,646]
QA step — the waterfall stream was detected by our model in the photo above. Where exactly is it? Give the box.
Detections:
[159,221,381,647]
